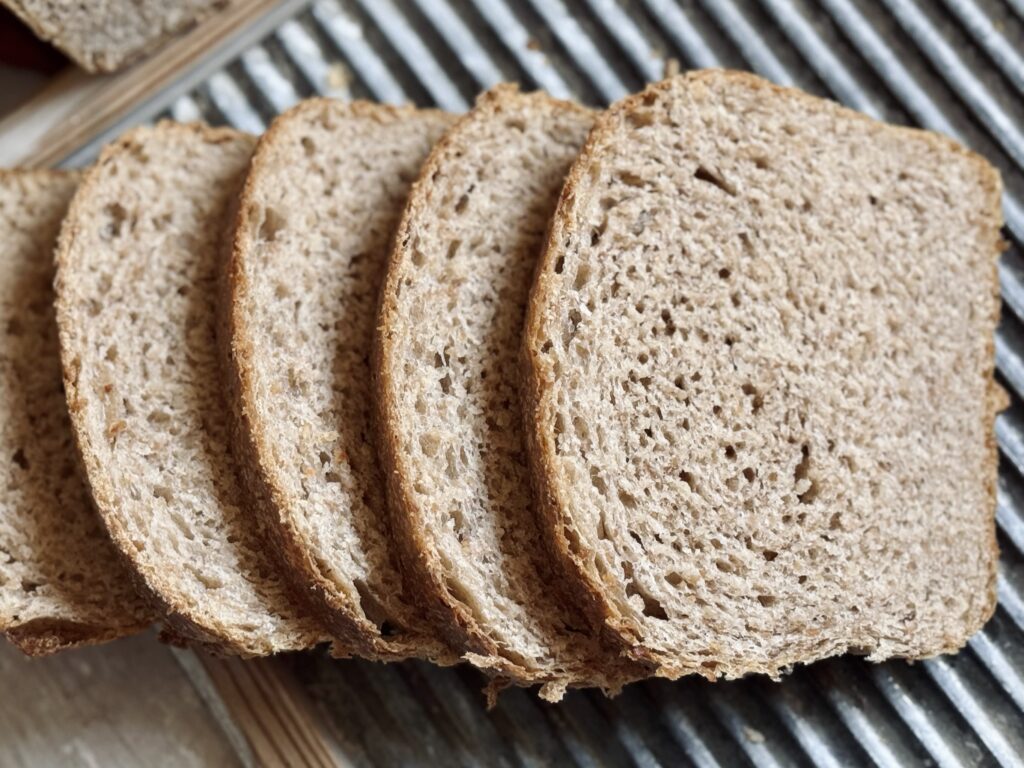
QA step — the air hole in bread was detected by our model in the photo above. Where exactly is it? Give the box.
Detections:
[454,192,470,214]
[617,171,647,188]
[103,202,128,238]
[12,448,29,471]
[694,166,736,196]
[741,382,763,412]
[300,136,315,156]
[258,206,286,242]
[419,432,441,457]
[679,470,696,492]
[147,410,170,424]
[793,444,819,503]
[756,595,776,607]
[446,240,460,260]
[574,264,591,289]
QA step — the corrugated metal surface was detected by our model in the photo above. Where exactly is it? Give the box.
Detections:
[61,1,1024,764]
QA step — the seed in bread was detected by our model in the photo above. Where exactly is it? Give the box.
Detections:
[522,70,1006,679]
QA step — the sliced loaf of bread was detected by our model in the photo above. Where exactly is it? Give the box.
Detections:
[1,0,228,72]
[522,70,1006,679]
[223,99,456,661]
[55,123,326,656]
[375,85,646,698]
[0,169,153,655]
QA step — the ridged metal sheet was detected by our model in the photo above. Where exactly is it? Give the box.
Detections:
[61,1,1024,764]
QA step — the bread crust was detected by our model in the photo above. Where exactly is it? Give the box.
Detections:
[222,99,458,663]
[55,122,325,657]
[520,69,1007,680]
[374,84,651,696]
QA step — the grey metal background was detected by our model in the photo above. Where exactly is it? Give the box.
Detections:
[60,1,1024,765]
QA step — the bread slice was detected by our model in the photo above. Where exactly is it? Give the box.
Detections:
[522,70,1006,680]
[223,99,457,662]
[0,169,153,655]
[375,85,648,699]
[1,0,228,72]
[55,123,326,656]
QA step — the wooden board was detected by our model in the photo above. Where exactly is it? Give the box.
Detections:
[0,631,241,767]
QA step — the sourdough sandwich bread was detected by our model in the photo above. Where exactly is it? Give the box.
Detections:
[522,71,1005,679]
[0,170,153,655]
[55,123,325,655]
[224,99,456,661]
[1,0,228,72]
[376,85,645,698]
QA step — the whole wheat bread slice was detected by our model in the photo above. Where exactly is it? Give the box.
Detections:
[1,0,228,72]
[55,123,326,656]
[522,70,1006,680]
[376,85,648,699]
[223,99,456,662]
[0,169,153,655]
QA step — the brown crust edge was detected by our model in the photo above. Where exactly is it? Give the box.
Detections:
[519,69,1008,680]
[53,121,322,657]
[220,97,458,664]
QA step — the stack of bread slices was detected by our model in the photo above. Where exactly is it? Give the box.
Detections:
[0,71,1006,702]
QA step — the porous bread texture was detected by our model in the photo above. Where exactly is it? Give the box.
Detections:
[376,85,648,699]
[1,0,228,72]
[224,99,457,661]
[523,70,1006,680]
[55,123,325,656]
[0,170,153,655]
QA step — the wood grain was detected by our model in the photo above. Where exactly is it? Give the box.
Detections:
[176,651,352,768]
[0,630,240,767]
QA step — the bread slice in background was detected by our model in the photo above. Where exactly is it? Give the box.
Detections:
[0,169,153,655]
[376,85,648,699]
[0,0,228,72]
[55,123,326,656]
[223,99,456,662]
[522,70,1006,680]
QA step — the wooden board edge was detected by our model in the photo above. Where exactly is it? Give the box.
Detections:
[171,649,351,768]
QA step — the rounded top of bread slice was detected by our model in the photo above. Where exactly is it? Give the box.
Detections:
[523,70,1005,678]
[0,169,153,655]
[376,85,645,697]
[55,123,325,655]
[225,98,456,660]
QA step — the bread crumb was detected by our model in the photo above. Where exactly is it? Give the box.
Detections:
[743,726,766,744]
